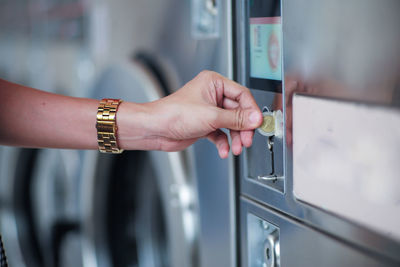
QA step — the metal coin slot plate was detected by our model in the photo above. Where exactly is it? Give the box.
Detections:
[257,108,284,184]
[247,213,280,267]
[243,92,285,193]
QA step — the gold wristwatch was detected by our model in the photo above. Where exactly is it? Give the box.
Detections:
[96,99,124,154]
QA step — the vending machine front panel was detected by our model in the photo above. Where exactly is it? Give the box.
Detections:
[241,199,396,267]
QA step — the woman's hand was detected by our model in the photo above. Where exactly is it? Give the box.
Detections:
[118,71,262,158]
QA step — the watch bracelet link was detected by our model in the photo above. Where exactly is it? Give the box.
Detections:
[96,99,124,154]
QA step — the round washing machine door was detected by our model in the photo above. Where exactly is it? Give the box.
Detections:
[0,147,86,267]
[80,60,199,267]
[29,148,84,267]
[0,147,41,267]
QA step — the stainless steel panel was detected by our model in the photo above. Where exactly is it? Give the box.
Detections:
[153,1,237,266]
[193,139,236,267]
[241,90,285,193]
[0,1,235,266]
[155,0,233,85]
[283,0,400,106]
[236,0,285,193]
[247,213,280,267]
[292,94,400,241]
[282,0,400,261]
[235,0,400,263]
[241,198,397,267]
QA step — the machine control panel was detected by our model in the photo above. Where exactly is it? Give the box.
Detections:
[242,92,284,191]
[239,0,285,193]
[237,0,400,265]
[256,107,284,184]
[247,0,282,92]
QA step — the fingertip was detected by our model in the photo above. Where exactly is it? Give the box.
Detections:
[241,130,254,147]
[232,143,242,156]
[218,143,230,158]
[219,149,229,159]
[249,110,263,128]
[244,138,252,148]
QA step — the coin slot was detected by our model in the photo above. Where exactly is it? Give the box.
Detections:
[242,90,285,193]
[253,107,284,190]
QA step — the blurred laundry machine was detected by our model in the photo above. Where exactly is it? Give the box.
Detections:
[234,0,400,266]
[78,0,237,266]
[0,1,97,266]
[152,1,237,266]
[0,147,85,267]
[0,0,236,267]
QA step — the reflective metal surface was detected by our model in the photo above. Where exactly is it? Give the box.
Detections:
[0,0,235,266]
[241,198,396,267]
[293,95,400,240]
[247,213,280,267]
[283,0,400,106]
[241,90,285,193]
[236,0,400,265]
[153,1,237,266]
[283,0,400,262]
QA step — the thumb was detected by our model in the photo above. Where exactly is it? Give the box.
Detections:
[215,108,262,130]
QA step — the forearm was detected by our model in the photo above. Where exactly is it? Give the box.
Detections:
[0,79,99,149]
[0,79,155,150]
[0,71,262,156]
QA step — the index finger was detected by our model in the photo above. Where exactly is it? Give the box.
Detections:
[213,73,259,110]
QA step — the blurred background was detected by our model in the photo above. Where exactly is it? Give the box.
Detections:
[0,0,235,267]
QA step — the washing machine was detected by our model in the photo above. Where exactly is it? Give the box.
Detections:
[0,0,236,267]
[152,1,237,266]
[234,0,400,266]
[0,1,95,265]
[78,0,237,265]
[79,0,237,265]
[0,147,85,267]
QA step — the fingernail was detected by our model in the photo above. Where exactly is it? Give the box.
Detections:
[249,111,261,125]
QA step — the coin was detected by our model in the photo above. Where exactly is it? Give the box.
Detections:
[260,114,275,134]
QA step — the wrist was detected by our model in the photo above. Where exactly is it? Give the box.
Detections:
[116,101,160,150]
